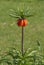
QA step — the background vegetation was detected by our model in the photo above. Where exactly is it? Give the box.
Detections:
[0,0,44,56]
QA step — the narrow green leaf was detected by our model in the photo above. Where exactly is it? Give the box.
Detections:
[9,14,20,18]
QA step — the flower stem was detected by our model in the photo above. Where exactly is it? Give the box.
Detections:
[21,27,24,56]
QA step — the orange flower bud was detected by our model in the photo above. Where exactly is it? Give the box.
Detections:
[17,19,28,27]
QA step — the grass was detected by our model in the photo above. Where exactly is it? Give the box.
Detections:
[0,0,44,56]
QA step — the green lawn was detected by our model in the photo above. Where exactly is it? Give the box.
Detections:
[0,0,44,55]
